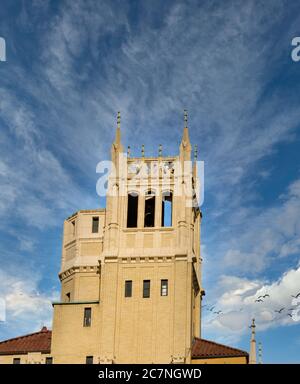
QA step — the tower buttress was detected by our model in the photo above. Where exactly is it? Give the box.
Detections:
[105,112,124,251]
[177,110,193,252]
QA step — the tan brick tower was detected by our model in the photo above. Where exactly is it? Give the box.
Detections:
[50,112,203,363]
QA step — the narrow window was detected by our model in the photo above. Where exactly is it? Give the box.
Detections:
[161,280,168,296]
[45,357,53,364]
[143,280,150,298]
[71,220,75,235]
[127,193,138,228]
[13,358,21,364]
[125,280,132,297]
[86,356,93,364]
[65,292,71,302]
[162,192,173,227]
[83,307,91,327]
[92,217,99,233]
[144,191,155,227]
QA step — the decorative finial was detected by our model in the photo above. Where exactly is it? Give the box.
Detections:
[184,109,188,128]
[141,144,145,158]
[249,318,257,364]
[117,111,121,128]
[159,144,162,157]
[194,144,198,161]
[127,145,131,158]
[112,111,122,149]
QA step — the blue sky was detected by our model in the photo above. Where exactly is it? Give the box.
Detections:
[0,0,300,363]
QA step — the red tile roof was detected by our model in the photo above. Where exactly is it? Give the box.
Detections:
[0,327,51,355]
[192,338,249,360]
[0,330,248,360]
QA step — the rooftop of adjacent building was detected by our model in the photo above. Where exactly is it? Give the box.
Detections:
[0,327,51,355]
[66,208,105,221]
[192,337,249,360]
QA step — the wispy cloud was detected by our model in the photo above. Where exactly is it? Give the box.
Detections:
[210,177,300,274]
[0,91,96,229]
[0,0,300,355]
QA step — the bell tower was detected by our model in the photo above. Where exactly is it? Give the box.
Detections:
[99,111,202,363]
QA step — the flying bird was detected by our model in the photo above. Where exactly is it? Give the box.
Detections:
[208,306,215,312]
[255,299,263,303]
[287,314,293,318]
[275,308,285,313]
[213,310,222,315]
[291,292,300,299]
[262,294,270,298]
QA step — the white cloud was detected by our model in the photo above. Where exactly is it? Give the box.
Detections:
[203,263,300,339]
[0,268,59,339]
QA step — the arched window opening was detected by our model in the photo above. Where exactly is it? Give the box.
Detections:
[144,190,155,227]
[127,192,138,228]
[162,192,173,227]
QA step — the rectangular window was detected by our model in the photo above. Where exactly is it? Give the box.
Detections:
[161,279,168,296]
[13,358,21,364]
[92,217,99,233]
[143,280,150,298]
[86,356,93,364]
[45,357,53,364]
[125,280,132,297]
[83,307,92,327]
